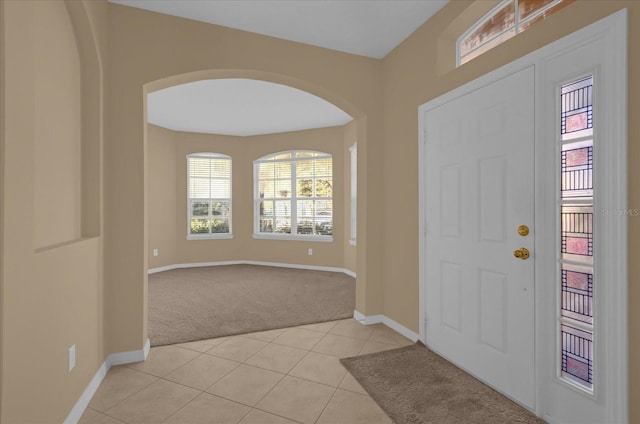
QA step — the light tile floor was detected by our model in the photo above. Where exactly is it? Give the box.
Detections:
[79,319,413,424]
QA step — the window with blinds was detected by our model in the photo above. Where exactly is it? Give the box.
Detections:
[457,0,574,66]
[254,151,333,240]
[187,153,232,239]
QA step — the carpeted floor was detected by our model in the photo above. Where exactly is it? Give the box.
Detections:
[341,342,546,424]
[148,264,355,346]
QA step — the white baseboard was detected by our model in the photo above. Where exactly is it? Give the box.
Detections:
[64,339,150,424]
[353,310,420,342]
[148,260,356,279]
[107,338,150,367]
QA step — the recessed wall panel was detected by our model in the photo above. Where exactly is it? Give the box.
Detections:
[479,269,507,353]
[441,165,461,237]
[479,156,506,242]
[478,103,506,138]
[441,261,462,332]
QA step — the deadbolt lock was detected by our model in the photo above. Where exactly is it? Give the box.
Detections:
[517,225,530,236]
[513,247,530,260]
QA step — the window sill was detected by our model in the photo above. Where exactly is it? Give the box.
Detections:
[349,239,357,246]
[187,234,233,241]
[252,234,333,243]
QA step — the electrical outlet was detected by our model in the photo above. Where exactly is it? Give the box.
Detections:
[153,248,158,257]
[68,345,76,372]
[308,248,313,256]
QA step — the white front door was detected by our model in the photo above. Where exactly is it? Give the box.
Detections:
[423,66,536,408]
[419,10,627,424]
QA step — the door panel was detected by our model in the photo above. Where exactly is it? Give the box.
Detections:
[424,66,535,408]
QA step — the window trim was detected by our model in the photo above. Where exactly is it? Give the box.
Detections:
[349,143,357,245]
[186,152,233,240]
[253,150,333,242]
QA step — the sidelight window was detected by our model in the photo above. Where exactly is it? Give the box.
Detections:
[558,76,594,392]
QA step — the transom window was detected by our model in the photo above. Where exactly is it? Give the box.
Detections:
[254,151,333,241]
[187,153,232,239]
[457,0,573,66]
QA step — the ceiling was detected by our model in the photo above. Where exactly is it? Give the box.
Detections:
[147,79,353,137]
[110,0,448,59]
[115,0,449,136]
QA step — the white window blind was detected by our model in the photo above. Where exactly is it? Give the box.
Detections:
[187,153,232,238]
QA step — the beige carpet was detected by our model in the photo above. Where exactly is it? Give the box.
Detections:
[340,342,546,424]
[148,264,355,346]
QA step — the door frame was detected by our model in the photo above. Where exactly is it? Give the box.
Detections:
[418,9,627,423]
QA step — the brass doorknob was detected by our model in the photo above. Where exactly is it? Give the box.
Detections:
[513,247,530,260]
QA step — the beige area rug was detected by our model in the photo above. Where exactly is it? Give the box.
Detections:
[148,264,355,346]
[340,343,546,424]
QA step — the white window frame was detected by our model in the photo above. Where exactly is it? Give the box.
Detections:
[349,143,357,245]
[186,152,233,240]
[253,150,333,242]
[456,0,566,67]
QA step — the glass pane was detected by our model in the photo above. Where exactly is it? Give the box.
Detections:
[316,178,333,197]
[259,201,274,217]
[275,218,291,233]
[561,324,593,388]
[518,0,555,20]
[210,158,230,176]
[296,219,314,235]
[297,200,314,217]
[561,263,593,324]
[274,153,291,160]
[189,158,210,178]
[274,180,292,198]
[459,1,515,57]
[561,141,593,198]
[561,76,593,140]
[274,200,291,217]
[297,179,313,197]
[259,180,274,199]
[260,218,274,233]
[315,199,332,215]
[296,151,315,158]
[189,178,211,198]
[274,161,291,179]
[211,218,229,233]
[190,219,210,234]
[460,28,516,64]
[297,160,314,178]
[258,162,274,180]
[315,213,333,235]
[519,0,574,31]
[210,179,230,198]
[314,158,332,177]
[191,201,209,217]
[211,201,229,218]
[561,204,593,263]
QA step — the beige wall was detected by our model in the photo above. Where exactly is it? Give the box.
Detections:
[1,0,107,422]
[382,1,639,421]
[148,125,177,269]
[2,0,638,421]
[108,3,385,354]
[148,124,349,269]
